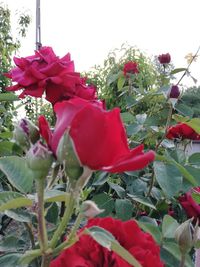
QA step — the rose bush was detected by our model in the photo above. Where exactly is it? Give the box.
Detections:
[4,46,96,104]
[1,45,199,267]
[50,217,164,267]
[39,97,155,172]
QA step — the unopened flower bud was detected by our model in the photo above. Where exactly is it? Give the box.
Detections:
[82,200,104,218]
[168,85,180,99]
[158,53,171,64]
[13,118,40,149]
[175,218,198,254]
[26,141,53,179]
[56,131,83,180]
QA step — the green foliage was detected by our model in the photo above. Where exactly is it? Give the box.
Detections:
[85,44,158,111]
[181,86,200,117]
[0,4,31,130]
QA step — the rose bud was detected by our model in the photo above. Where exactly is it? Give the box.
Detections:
[26,141,53,179]
[81,200,104,218]
[13,118,40,150]
[56,130,83,180]
[175,218,198,254]
[168,85,180,99]
[158,53,171,64]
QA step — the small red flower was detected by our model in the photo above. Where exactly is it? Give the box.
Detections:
[179,187,200,220]
[123,61,139,77]
[39,98,155,173]
[158,53,171,64]
[50,217,164,267]
[4,47,96,104]
[166,123,200,141]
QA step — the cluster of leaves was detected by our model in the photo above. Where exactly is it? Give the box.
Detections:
[0,3,31,129]
[181,86,200,117]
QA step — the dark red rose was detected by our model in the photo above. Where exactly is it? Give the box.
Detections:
[50,217,164,267]
[168,85,180,99]
[158,53,171,64]
[166,123,200,140]
[4,47,96,104]
[123,61,139,77]
[179,187,200,220]
[39,98,155,173]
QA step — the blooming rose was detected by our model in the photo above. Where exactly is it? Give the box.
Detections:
[179,187,200,220]
[123,61,139,77]
[166,123,200,141]
[39,98,155,173]
[50,217,164,267]
[168,85,180,99]
[4,47,96,104]
[158,53,171,64]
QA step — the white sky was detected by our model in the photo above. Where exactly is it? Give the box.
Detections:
[1,0,200,87]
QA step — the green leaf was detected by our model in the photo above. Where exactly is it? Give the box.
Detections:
[175,103,194,117]
[0,156,34,193]
[92,193,115,217]
[137,221,162,244]
[0,253,23,267]
[127,193,156,209]
[0,141,22,156]
[173,114,189,123]
[127,124,143,136]
[117,75,126,90]
[154,161,182,198]
[0,236,19,252]
[85,226,115,249]
[170,68,187,75]
[115,199,133,221]
[0,191,32,211]
[5,209,32,222]
[93,172,108,186]
[120,112,134,123]
[46,202,59,224]
[188,153,200,165]
[162,215,179,238]
[108,182,125,198]
[136,113,147,124]
[191,191,200,204]
[0,93,19,102]
[186,118,200,134]
[44,190,69,203]
[0,131,13,139]
[107,73,119,86]
[162,241,193,267]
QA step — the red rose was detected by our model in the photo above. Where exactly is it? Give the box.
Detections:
[39,98,155,173]
[123,61,139,77]
[4,47,96,104]
[50,217,164,267]
[179,187,200,220]
[158,53,171,64]
[166,123,200,140]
